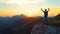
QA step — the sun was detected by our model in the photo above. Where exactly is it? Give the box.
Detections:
[28,12,32,17]
[25,11,33,17]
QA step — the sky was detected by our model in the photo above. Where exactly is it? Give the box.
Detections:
[0,0,60,17]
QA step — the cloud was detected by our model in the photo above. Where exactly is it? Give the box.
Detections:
[0,0,48,4]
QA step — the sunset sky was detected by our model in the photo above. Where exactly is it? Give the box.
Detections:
[0,0,60,17]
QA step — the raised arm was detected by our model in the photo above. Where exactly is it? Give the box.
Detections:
[41,8,44,12]
[48,8,50,11]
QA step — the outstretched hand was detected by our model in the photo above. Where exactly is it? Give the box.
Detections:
[41,8,42,10]
[41,8,43,11]
[48,8,50,9]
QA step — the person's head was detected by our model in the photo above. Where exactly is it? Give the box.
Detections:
[45,9,47,11]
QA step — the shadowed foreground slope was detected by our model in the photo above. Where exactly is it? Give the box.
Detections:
[0,14,60,34]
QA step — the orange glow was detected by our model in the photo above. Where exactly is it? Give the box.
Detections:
[0,6,60,17]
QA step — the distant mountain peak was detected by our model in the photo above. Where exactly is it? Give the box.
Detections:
[20,14,25,16]
[54,14,60,20]
[55,14,60,17]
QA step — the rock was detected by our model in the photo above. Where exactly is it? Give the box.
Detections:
[31,24,56,34]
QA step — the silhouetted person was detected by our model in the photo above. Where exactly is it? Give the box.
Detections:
[41,8,49,18]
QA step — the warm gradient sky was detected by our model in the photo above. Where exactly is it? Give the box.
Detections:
[0,0,60,17]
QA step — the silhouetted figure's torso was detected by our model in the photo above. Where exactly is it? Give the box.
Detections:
[44,11,48,18]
